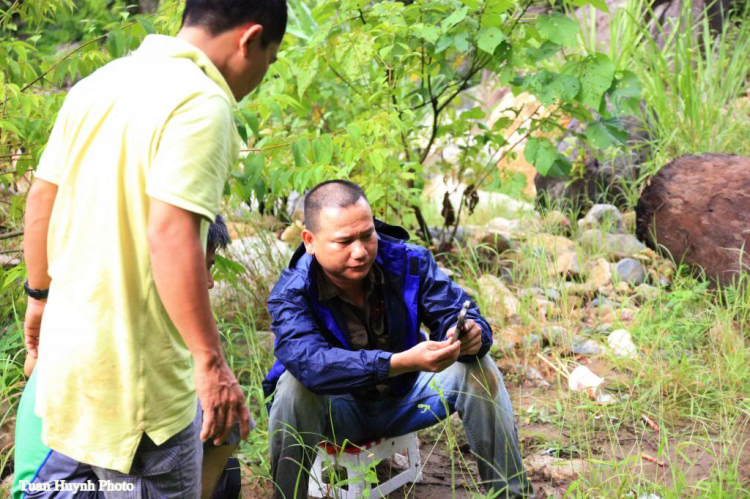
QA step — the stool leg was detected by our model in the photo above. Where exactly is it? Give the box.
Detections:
[344,454,366,499]
[309,450,326,498]
[408,434,423,483]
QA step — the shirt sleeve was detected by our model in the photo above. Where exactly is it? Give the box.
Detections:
[146,93,238,222]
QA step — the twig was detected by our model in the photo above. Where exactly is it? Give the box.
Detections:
[0,249,21,255]
[0,230,23,240]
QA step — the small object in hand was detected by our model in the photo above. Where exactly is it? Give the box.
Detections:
[451,300,470,344]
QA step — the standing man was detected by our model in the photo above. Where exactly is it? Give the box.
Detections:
[22,0,286,495]
[264,180,532,498]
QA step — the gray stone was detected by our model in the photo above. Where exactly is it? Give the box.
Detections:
[579,229,647,258]
[541,325,568,346]
[572,338,604,356]
[615,258,647,285]
[545,288,562,301]
[578,204,627,233]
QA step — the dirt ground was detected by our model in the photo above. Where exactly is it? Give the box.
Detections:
[239,361,750,498]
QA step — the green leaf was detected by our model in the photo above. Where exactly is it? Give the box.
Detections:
[522,70,580,106]
[477,27,506,55]
[453,32,470,53]
[528,40,562,62]
[415,24,440,44]
[312,136,333,165]
[567,0,610,12]
[442,6,469,33]
[565,53,615,109]
[537,13,580,47]
[586,118,629,149]
[524,137,571,177]
[482,0,516,28]
[291,139,308,167]
[609,70,642,115]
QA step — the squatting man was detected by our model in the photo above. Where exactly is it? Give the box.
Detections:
[263,180,533,498]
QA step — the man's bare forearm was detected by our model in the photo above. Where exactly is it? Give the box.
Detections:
[147,198,223,366]
[23,179,58,290]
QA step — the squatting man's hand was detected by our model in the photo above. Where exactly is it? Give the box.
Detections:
[447,318,482,356]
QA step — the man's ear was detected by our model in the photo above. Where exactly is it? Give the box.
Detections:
[239,24,264,58]
[301,229,315,255]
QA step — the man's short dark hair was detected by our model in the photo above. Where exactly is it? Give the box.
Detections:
[304,180,369,233]
[182,0,288,47]
[208,214,231,253]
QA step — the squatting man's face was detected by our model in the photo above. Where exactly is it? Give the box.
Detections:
[302,199,379,284]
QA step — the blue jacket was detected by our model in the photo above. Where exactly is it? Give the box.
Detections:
[262,220,493,398]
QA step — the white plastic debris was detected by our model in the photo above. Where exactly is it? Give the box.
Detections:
[608,329,638,358]
[568,365,604,392]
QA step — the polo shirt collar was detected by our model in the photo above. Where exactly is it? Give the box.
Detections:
[134,34,237,106]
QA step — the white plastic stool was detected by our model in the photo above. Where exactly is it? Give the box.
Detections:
[309,432,423,498]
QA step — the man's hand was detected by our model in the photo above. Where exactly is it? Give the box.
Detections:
[447,319,482,356]
[194,356,252,446]
[24,297,46,359]
[389,339,461,377]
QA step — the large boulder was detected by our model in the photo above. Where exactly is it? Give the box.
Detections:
[636,154,750,286]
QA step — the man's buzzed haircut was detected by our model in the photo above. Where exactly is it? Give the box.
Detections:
[182,0,288,47]
[304,180,369,233]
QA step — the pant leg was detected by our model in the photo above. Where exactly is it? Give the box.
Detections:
[91,408,203,499]
[374,356,532,498]
[268,371,328,499]
[450,356,532,498]
[269,371,378,499]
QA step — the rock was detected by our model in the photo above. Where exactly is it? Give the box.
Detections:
[615,258,647,285]
[542,325,568,346]
[534,297,556,319]
[226,235,294,278]
[588,258,613,288]
[478,274,519,320]
[635,283,660,303]
[623,211,636,233]
[578,204,627,233]
[564,282,596,296]
[614,281,631,295]
[519,364,551,388]
[279,220,304,245]
[544,210,573,233]
[523,454,588,483]
[608,329,638,358]
[479,231,513,254]
[529,234,577,256]
[579,229,647,258]
[636,153,750,287]
[545,288,562,301]
[572,338,603,356]
[552,250,580,278]
[487,217,522,234]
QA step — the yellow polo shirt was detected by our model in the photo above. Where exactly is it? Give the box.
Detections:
[33,35,241,473]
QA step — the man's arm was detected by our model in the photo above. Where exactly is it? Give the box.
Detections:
[23,179,58,359]
[147,198,251,445]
